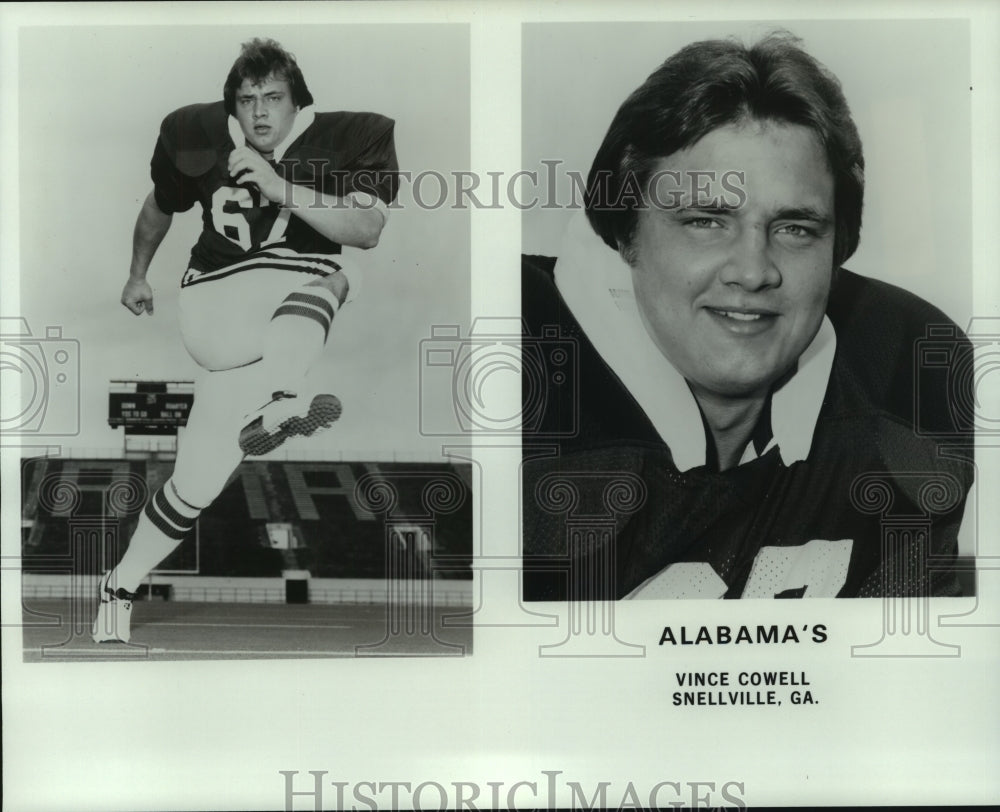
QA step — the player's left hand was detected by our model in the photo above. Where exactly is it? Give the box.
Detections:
[227,146,287,205]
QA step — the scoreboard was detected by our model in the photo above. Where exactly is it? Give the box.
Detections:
[108,382,194,434]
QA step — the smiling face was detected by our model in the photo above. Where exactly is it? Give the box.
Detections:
[627,120,836,403]
[233,75,298,154]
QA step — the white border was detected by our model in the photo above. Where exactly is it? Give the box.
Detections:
[3,2,998,810]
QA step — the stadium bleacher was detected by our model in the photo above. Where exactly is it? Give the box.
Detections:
[22,457,472,581]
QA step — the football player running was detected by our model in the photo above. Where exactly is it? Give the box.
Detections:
[93,38,398,642]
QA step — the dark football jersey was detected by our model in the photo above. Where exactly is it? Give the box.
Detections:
[521,255,975,599]
[150,101,399,277]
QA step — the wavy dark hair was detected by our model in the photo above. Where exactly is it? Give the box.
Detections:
[585,33,865,267]
[223,38,314,115]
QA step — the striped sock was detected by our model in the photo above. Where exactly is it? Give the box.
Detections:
[111,478,202,593]
[262,287,339,395]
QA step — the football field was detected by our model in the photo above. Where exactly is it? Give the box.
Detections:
[21,599,473,661]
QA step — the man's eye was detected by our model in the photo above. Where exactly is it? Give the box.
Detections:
[777,223,817,238]
[685,217,722,229]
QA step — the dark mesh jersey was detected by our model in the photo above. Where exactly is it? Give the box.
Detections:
[521,255,975,600]
[150,101,399,277]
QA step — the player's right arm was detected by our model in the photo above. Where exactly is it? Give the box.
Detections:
[124,112,203,315]
[122,190,173,315]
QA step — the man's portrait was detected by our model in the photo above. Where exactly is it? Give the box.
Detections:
[3,8,997,812]
[521,22,976,600]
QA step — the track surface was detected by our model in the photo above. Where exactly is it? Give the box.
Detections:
[21,599,474,661]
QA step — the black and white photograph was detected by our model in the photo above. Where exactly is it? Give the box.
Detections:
[3,3,998,811]
[521,20,979,601]
[9,22,473,661]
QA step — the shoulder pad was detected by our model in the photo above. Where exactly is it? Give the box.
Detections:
[296,111,395,164]
[827,268,971,430]
[158,101,230,177]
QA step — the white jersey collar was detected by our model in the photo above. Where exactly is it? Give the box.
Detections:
[552,212,836,472]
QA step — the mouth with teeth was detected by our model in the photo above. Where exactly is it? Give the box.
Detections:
[716,310,761,321]
[705,307,777,333]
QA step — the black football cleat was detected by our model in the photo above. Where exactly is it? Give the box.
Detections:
[239,391,342,456]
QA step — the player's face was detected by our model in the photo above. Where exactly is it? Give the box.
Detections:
[233,76,298,154]
[627,120,835,403]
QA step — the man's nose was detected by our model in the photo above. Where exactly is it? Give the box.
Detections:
[253,99,267,119]
[719,226,781,290]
